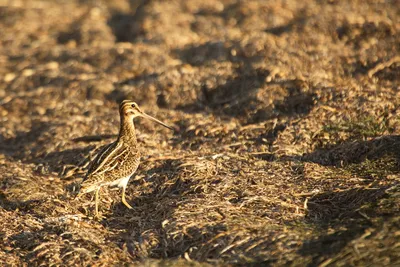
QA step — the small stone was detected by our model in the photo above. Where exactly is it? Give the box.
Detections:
[3,246,13,252]
[22,69,35,77]
[4,73,16,82]
[46,61,59,70]
[36,107,46,115]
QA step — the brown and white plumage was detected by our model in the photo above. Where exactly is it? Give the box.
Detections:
[77,100,173,217]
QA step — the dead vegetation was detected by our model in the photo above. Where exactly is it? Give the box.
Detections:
[0,0,400,265]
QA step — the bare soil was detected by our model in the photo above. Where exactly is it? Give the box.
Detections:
[1,0,400,266]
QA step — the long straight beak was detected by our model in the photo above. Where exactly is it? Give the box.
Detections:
[140,112,174,130]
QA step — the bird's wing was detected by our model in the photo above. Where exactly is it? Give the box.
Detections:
[84,141,127,179]
[93,145,132,176]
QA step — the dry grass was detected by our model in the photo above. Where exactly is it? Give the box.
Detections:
[1,0,400,265]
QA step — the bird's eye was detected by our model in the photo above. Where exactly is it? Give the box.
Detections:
[131,104,135,108]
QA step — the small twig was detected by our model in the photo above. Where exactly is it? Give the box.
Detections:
[143,155,185,162]
[368,56,400,78]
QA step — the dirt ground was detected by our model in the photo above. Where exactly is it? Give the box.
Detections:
[0,0,399,265]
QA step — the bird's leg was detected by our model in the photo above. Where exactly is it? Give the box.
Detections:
[121,185,133,209]
[95,187,101,217]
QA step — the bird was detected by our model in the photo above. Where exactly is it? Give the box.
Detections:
[76,100,173,217]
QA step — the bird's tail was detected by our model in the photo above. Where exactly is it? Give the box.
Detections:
[74,181,97,200]
[74,185,83,200]
[73,180,87,200]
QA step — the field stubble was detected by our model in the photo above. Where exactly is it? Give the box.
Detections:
[0,0,400,265]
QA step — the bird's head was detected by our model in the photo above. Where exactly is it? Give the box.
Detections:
[119,100,173,130]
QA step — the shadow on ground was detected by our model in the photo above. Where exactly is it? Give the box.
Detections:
[107,0,148,43]
[304,135,400,167]
[0,118,119,176]
[104,159,202,259]
[294,135,400,265]
[175,44,317,125]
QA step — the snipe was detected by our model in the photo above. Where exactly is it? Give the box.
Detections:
[77,100,173,217]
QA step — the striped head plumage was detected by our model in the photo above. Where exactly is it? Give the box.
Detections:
[119,100,173,130]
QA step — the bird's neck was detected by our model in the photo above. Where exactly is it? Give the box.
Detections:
[118,116,137,143]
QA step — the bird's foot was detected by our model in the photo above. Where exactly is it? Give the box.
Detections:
[122,198,133,209]
[93,213,106,221]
